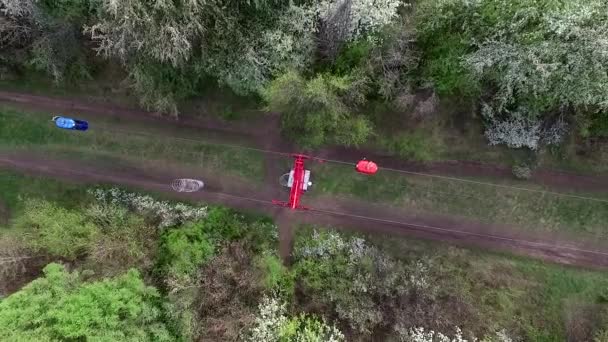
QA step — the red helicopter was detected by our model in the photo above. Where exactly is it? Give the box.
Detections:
[273,154,377,210]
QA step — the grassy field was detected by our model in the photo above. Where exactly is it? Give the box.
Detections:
[0,69,262,122]
[3,74,607,175]
[0,170,89,218]
[310,162,608,240]
[0,107,265,181]
[369,232,608,341]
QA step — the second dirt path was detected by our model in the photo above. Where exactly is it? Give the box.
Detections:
[2,152,608,269]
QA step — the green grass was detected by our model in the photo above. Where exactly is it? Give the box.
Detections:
[0,67,138,107]
[475,253,608,341]
[376,130,445,162]
[0,69,263,122]
[311,162,608,239]
[0,107,264,181]
[0,170,89,215]
[368,232,608,341]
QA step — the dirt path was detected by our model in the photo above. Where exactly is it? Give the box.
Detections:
[258,113,297,262]
[2,152,608,269]
[1,90,607,194]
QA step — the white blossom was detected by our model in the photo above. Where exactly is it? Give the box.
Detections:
[404,327,471,342]
[317,0,401,41]
[395,326,513,342]
[246,296,345,342]
[294,230,347,258]
[247,296,288,342]
[482,105,542,150]
[88,188,207,228]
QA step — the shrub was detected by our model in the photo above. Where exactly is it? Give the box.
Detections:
[0,263,173,341]
[157,220,215,287]
[14,199,97,259]
[245,296,344,342]
[333,39,374,75]
[398,327,513,342]
[483,105,542,150]
[88,188,208,229]
[85,203,158,275]
[196,242,264,341]
[512,164,532,180]
[264,70,372,147]
[256,253,295,299]
[128,60,203,117]
[293,230,416,334]
[292,229,493,338]
[483,105,568,150]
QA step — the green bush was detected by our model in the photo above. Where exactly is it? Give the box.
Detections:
[128,60,203,116]
[415,0,479,97]
[590,113,608,138]
[264,70,372,147]
[14,199,98,259]
[512,164,532,180]
[38,0,97,20]
[0,263,173,341]
[156,206,273,283]
[333,40,374,75]
[157,221,215,282]
[85,203,158,275]
[256,253,295,298]
[420,38,479,97]
[203,207,247,240]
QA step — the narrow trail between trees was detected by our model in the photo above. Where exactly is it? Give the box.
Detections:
[2,152,608,269]
[1,90,607,194]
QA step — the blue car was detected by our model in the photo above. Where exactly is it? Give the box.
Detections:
[52,116,89,131]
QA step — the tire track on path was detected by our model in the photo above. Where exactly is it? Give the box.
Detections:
[2,152,608,269]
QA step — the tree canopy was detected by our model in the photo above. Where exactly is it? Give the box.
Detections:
[0,263,173,341]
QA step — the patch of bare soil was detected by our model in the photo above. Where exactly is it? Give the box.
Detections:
[2,152,608,269]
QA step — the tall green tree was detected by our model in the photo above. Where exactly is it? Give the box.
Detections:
[1,0,92,82]
[264,70,372,147]
[417,0,608,143]
[0,263,173,341]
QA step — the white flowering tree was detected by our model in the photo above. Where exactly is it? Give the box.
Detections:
[87,0,207,67]
[293,230,441,334]
[203,4,317,95]
[0,0,37,49]
[246,296,344,342]
[316,0,401,59]
[1,0,89,82]
[417,0,608,145]
[397,327,512,342]
[88,188,208,229]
